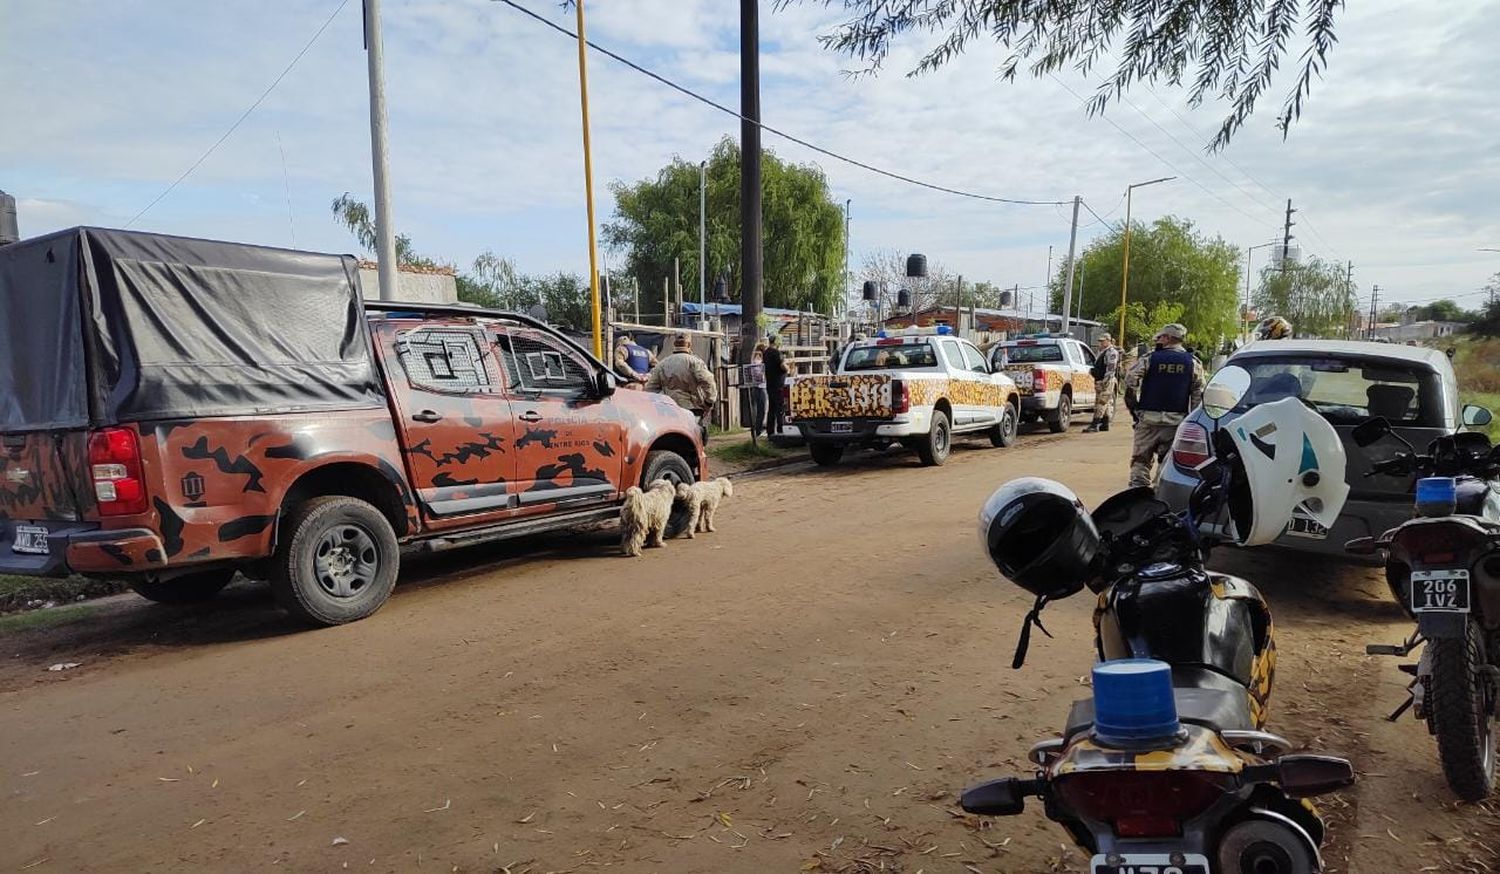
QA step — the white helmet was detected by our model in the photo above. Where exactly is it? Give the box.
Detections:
[1224,397,1348,546]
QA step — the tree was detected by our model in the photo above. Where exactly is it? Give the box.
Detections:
[330,193,438,269]
[850,249,956,318]
[1104,300,1188,352]
[604,137,846,318]
[1050,216,1241,347]
[1253,257,1359,339]
[791,0,1343,149]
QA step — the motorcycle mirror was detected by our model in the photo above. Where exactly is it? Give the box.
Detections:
[1274,754,1356,798]
[1461,404,1494,428]
[1352,417,1393,448]
[959,777,1034,816]
[1202,365,1251,420]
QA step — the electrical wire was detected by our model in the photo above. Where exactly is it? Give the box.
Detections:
[493,0,1069,206]
[126,0,352,227]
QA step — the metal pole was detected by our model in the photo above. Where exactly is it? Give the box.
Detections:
[1118,188,1133,345]
[699,161,707,317]
[1243,247,1253,342]
[363,0,397,301]
[1061,194,1080,334]
[842,198,851,322]
[738,0,763,362]
[574,0,604,357]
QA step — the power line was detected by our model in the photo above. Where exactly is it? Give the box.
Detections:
[494,0,1069,207]
[1080,193,1126,228]
[126,0,352,228]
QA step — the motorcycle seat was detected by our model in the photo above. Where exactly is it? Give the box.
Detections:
[1063,687,1256,740]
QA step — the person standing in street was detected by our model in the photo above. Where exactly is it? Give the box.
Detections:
[762,333,787,437]
[1082,332,1121,433]
[745,341,768,444]
[1123,323,1205,488]
[646,334,718,443]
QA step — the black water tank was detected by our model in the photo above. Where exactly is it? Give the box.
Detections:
[897,288,912,308]
[862,280,878,301]
[999,290,1013,307]
[905,253,927,278]
[0,190,17,245]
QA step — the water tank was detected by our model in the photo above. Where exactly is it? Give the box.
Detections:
[905,253,928,278]
[897,288,912,308]
[861,280,878,301]
[0,190,18,245]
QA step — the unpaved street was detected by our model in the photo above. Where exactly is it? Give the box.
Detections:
[3,429,1496,872]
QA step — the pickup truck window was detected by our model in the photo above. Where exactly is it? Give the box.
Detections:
[496,330,594,395]
[960,343,989,373]
[999,344,1064,364]
[397,328,493,393]
[844,342,939,371]
[940,339,965,369]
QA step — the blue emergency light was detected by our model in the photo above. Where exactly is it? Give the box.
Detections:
[1415,476,1457,518]
[935,324,953,335]
[1090,659,1182,747]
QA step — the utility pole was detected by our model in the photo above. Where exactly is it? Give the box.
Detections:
[572,0,604,356]
[738,0,763,363]
[842,199,851,323]
[1061,195,1081,334]
[1076,259,1086,325]
[1368,285,1380,340]
[363,0,397,301]
[1345,261,1354,339]
[1281,198,1297,276]
[699,161,707,323]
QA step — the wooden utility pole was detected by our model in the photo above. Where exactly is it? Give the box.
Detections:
[738,0,763,362]
[1281,199,1297,275]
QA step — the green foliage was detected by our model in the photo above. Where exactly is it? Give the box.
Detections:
[330,193,438,268]
[1050,216,1240,348]
[795,0,1344,150]
[1471,287,1500,338]
[1253,256,1359,339]
[1103,301,1187,351]
[604,137,846,316]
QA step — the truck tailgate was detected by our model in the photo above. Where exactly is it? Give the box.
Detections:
[0,431,91,523]
[790,375,896,420]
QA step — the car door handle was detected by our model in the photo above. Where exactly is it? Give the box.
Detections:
[411,410,443,423]
[519,411,542,423]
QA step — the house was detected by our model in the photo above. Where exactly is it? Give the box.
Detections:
[1368,320,1467,343]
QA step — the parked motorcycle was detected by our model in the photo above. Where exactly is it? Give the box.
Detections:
[964,366,1356,874]
[1347,406,1500,801]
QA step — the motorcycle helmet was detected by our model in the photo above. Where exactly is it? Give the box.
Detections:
[1255,315,1294,340]
[979,477,1100,599]
[1223,397,1349,546]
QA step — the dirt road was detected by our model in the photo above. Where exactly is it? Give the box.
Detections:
[3,428,1496,872]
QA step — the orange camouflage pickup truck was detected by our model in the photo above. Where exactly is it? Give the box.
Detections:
[0,228,705,625]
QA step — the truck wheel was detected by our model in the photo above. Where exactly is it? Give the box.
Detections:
[271,496,399,626]
[641,450,695,538]
[916,410,951,466]
[809,443,844,466]
[990,401,1019,448]
[131,569,235,604]
[1047,392,1072,433]
[1429,617,1497,801]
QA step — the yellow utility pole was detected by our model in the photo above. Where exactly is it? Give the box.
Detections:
[574,0,603,357]
[1116,176,1175,348]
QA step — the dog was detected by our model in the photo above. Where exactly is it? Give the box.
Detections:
[673,477,734,538]
[620,479,676,556]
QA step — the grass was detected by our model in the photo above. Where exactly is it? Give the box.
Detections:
[0,603,100,633]
[0,574,129,613]
[1451,336,1500,439]
[709,439,791,465]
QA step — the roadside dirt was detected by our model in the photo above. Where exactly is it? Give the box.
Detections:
[2,425,1495,872]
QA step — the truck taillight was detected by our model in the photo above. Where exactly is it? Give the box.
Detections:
[1171,422,1211,472]
[1032,372,1047,393]
[892,380,911,414]
[89,427,149,516]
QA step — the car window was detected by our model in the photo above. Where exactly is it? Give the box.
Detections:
[1233,355,1445,426]
[396,327,494,393]
[495,329,595,395]
[940,339,965,370]
[960,343,989,373]
[1078,343,1096,366]
[998,343,1064,364]
[844,342,939,370]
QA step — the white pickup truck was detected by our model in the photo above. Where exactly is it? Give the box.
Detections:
[989,333,1099,433]
[789,327,1021,466]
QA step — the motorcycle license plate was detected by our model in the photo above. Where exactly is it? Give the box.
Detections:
[1286,511,1329,539]
[12,525,49,555]
[1410,569,1470,613]
[1091,854,1210,874]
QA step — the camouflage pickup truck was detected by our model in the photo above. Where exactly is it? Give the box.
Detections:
[0,228,705,625]
[989,333,1099,433]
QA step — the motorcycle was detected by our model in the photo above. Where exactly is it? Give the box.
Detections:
[964,366,1356,874]
[1347,406,1500,801]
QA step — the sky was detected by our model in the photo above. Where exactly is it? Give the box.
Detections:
[5,0,1500,312]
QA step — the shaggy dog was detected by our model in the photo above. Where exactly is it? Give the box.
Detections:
[674,477,734,538]
[620,479,676,556]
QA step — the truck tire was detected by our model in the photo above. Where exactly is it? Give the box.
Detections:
[916,410,951,466]
[641,450,695,538]
[131,569,235,604]
[1429,617,1497,801]
[271,496,400,627]
[990,401,1019,448]
[809,442,844,466]
[1047,391,1072,433]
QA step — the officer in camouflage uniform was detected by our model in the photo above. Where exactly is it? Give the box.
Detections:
[1083,332,1121,433]
[1123,323,1206,488]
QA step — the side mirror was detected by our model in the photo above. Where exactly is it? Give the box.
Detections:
[1274,754,1356,798]
[1461,404,1493,428]
[1202,365,1252,420]
[595,370,616,398]
[1352,417,1393,448]
[959,777,1034,816]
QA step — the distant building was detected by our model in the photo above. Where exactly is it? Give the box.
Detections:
[357,260,458,304]
[1368,320,1466,343]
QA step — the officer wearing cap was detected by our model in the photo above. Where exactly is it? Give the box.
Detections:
[1083,332,1121,433]
[1123,323,1205,488]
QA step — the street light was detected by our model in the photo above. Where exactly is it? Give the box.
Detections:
[1117,176,1176,347]
[1243,240,1282,341]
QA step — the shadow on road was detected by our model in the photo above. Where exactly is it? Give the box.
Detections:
[1208,545,1405,624]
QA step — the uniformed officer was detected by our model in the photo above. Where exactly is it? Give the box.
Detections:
[1083,332,1121,433]
[1123,323,1206,488]
[613,333,656,386]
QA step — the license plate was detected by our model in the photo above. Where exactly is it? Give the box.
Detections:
[1091,854,1210,874]
[831,421,853,434]
[1411,569,1470,613]
[1286,512,1329,539]
[12,525,49,555]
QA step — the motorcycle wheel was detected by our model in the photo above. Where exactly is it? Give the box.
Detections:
[1429,617,1497,801]
[1216,819,1317,874]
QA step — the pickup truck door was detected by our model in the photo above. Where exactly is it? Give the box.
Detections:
[494,327,626,514]
[382,323,520,530]
[952,339,1002,428]
[1070,341,1097,408]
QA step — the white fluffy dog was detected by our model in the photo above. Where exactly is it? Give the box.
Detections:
[620,479,676,556]
[674,477,734,538]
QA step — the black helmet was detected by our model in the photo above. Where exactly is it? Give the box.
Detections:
[979,477,1100,599]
